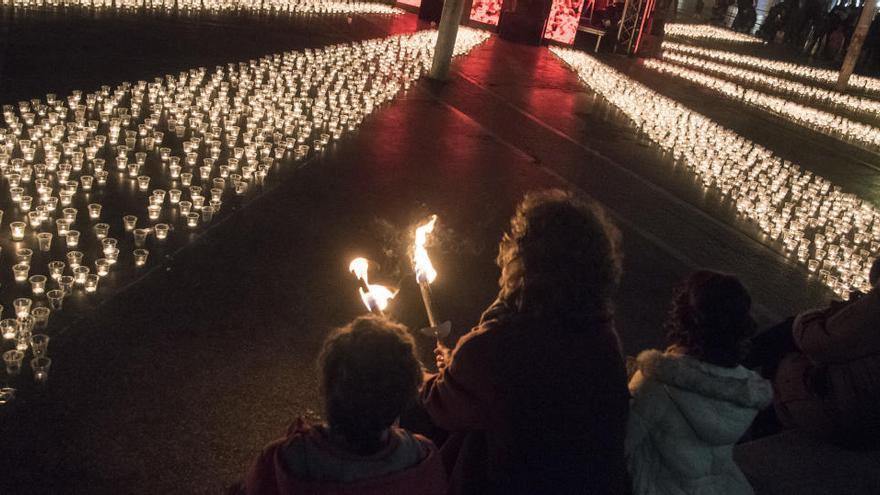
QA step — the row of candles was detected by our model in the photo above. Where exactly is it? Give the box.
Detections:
[664,24,763,45]
[0,29,490,388]
[659,50,880,123]
[642,58,880,151]
[551,46,879,298]
[661,41,880,98]
[0,0,404,14]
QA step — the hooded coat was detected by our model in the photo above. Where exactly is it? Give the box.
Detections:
[243,420,447,495]
[626,350,774,495]
[774,287,880,446]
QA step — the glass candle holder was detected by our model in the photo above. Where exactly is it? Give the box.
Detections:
[123,215,137,232]
[94,223,110,240]
[95,258,110,277]
[29,275,47,296]
[57,275,74,295]
[133,228,149,247]
[31,307,50,331]
[28,211,42,228]
[13,263,30,282]
[29,334,49,357]
[56,219,70,237]
[63,207,77,222]
[168,189,182,204]
[31,357,51,384]
[73,266,90,285]
[3,350,24,376]
[137,175,151,191]
[37,232,53,252]
[133,249,149,267]
[147,205,161,221]
[154,223,170,240]
[105,247,120,264]
[13,298,32,318]
[16,248,33,265]
[186,212,200,228]
[66,230,81,248]
[201,205,215,223]
[46,289,64,311]
[88,203,102,220]
[66,251,83,270]
[1,319,18,340]
[85,274,99,293]
[179,201,192,216]
[101,237,117,254]
[48,261,65,280]
[10,221,26,241]
[181,173,193,186]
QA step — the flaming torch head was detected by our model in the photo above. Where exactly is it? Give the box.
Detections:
[349,257,394,313]
[414,215,438,285]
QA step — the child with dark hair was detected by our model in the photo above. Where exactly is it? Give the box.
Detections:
[421,189,630,494]
[243,316,446,495]
[627,271,773,495]
[772,256,880,447]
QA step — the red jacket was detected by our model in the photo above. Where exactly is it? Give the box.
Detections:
[244,421,448,495]
[421,299,630,494]
[775,288,880,446]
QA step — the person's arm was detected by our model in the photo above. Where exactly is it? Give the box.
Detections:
[794,289,880,363]
[420,325,496,432]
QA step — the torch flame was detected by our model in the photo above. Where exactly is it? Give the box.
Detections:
[414,215,438,285]
[349,257,394,312]
[349,257,370,283]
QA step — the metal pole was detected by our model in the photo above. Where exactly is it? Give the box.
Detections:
[428,0,468,81]
[837,0,877,90]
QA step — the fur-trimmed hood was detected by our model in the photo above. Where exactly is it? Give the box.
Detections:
[635,349,773,445]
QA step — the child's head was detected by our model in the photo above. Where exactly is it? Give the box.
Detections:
[870,257,880,288]
[664,271,755,368]
[318,315,421,454]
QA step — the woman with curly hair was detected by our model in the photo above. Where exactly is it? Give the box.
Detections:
[243,316,447,495]
[626,271,773,495]
[420,189,630,494]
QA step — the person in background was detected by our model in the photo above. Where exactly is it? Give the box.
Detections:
[627,271,773,495]
[242,316,447,495]
[421,189,630,494]
[772,257,880,448]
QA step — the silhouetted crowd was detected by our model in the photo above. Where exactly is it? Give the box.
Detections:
[234,190,880,494]
[752,0,880,68]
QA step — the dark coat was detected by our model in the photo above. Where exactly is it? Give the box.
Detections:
[421,299,630,495]
[774,288,880,446]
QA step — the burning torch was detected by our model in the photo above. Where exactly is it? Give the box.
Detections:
[413,215,451,342]
[349,257,395,316]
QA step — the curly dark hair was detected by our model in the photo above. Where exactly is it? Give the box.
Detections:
[870,257,880,288]
[664,271,756,368]
[497,189,623,330]
[318,315,422,455]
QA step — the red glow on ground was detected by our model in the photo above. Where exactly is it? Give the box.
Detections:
[470,0,502,25]
[543,0,585,44]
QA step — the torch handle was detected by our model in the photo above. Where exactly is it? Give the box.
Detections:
[418,281,438,329]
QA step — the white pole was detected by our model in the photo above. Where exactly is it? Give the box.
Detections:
[428,0,468,80]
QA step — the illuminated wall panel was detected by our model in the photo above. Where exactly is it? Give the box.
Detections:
[543,0,585,44]
[470,0,503,25]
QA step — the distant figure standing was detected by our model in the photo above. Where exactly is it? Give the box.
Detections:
[421,189,630,495]
[627,271,773,495]
[242,316,447,495]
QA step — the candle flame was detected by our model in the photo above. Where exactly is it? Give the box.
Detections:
[414,215,437,285]
[349,257,394,312]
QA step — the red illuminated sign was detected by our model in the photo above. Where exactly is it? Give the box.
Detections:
[470,0,503,25]
[543,0,586,44]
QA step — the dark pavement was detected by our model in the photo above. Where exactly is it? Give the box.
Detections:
[0,10,865,494]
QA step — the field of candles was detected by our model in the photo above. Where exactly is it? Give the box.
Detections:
[0,10,877,493]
